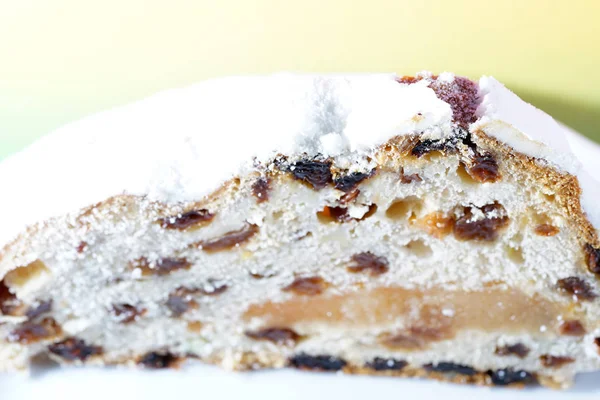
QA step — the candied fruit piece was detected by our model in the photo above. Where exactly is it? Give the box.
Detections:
[283,276,328,296]
[367,357,408,371]
[8,317,62,344]
[48,338,103,361]
[112,303,147,324]
[339,189,360,204]
[488,368,536,386]
[289,160,332,189]
[584,244,600,276]
[196,223,259,253]
[540,355,574,368]
[135,257,191,276]
[534,224,560,237]
[466,153,501,183]
[333,171,374,193]
[559,320,586,336]
[347,252,389,276]
[495,343,530,358]
[454,202,509,242]
[138,351,181,369]
[424,362,477,376]
[252,177,271,203]
[245,327,302,345]
[158,209,214,231]
[556,277,597,301]
[416,212,455,238]
[289,354,347,371]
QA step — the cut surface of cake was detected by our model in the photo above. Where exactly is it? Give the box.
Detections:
[1,71,600,389]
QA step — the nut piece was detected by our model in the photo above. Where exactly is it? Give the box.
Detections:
[289,160,333,190]
[366,357,408,371]
[252,177,271,203]
[534,224,560,237]
[112,303,147,324]
[8,317,62,344]
[138,351,182,369]
[424,362,477,376]
[289,353,347,371]
[556,277,597,301]
[488,368,536,386]
[347,252,389,276]
[48,338,103,361]
[584,244,600,276]
[540,355,575,368]
[559,320,586,336]
[454,202,509,242]
[245,327,302,345]
[283,276,328,296]
[196,223,259,253]
[495,343,530,358]
[158,209,214,231]
[134,257,192,276]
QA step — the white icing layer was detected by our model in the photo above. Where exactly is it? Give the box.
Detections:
[0,73,598,250]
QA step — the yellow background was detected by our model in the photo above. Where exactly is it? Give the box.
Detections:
[1,0,599,159]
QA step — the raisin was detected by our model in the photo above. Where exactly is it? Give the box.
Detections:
[556,277,597,301]
[199,279,228,296]
[245,327,302,345]
[400,168,422,184]
[339,189,360,204]
[26,300,53,320]
[488,368,536,386]
[197,223,259,253]
[289,160,333,190]
[0,280,25,316]
[48,338,103,361]
[283,276,328,296]
[584,244,600,276]
[318,206,351,222]
[466,153,500,183]
[424,362,477,376]
[166,288,198,317]
[367,357,408,371]
[289,354,347,371]
[559,320,586,336]
[494,343,530,358]
[76,241,88,253]
[540,355,574,368]
[138,351,181,369]
[347,252,389,276]
[454,203,509,241]
[8,317,62,344]
[112,303,147,323]
[334,171,373,193]
[135,257,191,276]
[380,326,453,350]
[252,177,271,203]
[534,224,560,237]
[411,139,448,158]
[158,209,214,230]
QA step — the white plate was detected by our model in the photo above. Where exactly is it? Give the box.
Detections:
[2,127,600,400]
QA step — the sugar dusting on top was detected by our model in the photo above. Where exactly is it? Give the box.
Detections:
[0,72,598,249]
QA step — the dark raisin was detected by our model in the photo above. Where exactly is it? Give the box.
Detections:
[559,320,586,336]
[196,223,259,253]
[424,362,477,376]
[135,257,192,276]
[454,203,509,241]
[366,357,408,371]
[584,244,600,276]
[26,300,53,320]
[0,280,25,316]
[488,368,536,386]
[245,327,302,345]
[283,276,328,296]
[159,209,214,230]
[252,177,271,203]
[334,171,373,193]
[494,343,530,358]
[112,303,147,323]
[8,317,62,344]
[347,252,389,276]
[467,153,500,183]
[289,160,333,190]
[540,355,575,368]
[556,277,597,301]
[48,338,103,361]
[289,354,347,371]
[138,351,181,369]
[411,139,447,158]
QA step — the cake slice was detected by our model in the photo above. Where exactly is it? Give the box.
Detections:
[1,72,600,389]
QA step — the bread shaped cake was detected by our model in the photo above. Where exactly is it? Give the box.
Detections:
[1,72,599,389]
